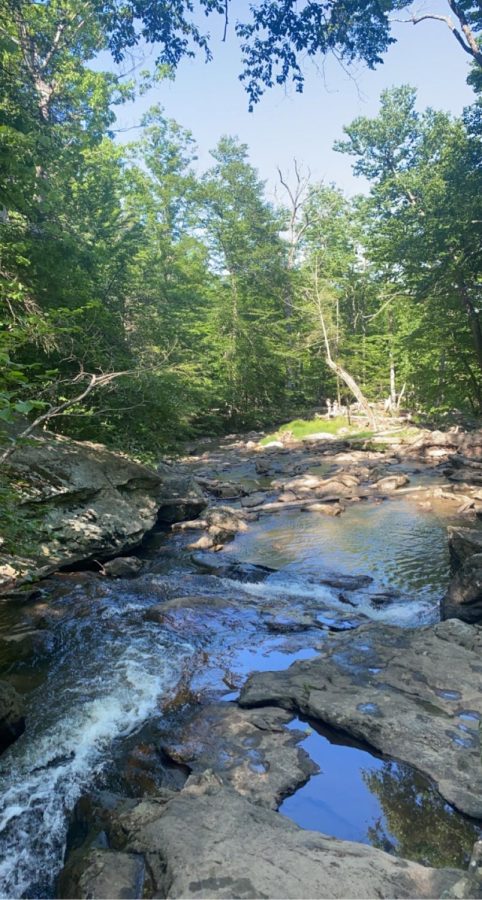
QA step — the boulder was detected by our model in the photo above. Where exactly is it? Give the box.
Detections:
[67,775,463,899]
[5,434,206,575]
[442,554,482,623]
[0,681,25,753]
[240,619,482,818]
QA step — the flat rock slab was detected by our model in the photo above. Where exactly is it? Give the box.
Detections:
[240,619,482,818]
[107,776,462,899]
[159,703,317,809]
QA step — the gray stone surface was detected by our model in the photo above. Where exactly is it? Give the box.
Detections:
[111,775,462,899]
[5,434,205,573]
[240,619,482,817]
[160,703,317,809]
[58,849,145,899]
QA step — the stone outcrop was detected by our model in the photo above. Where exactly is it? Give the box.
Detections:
[58,775,463,900]
[442,528,482,623]
[240,619,482,818]
[2,434,205,584]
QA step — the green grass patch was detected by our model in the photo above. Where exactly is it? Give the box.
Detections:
[260,416,374,445]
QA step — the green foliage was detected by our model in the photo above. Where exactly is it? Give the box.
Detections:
[0,1,481,457]
[260,416,374,444]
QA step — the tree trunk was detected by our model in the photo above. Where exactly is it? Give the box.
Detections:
[458,281,482,374]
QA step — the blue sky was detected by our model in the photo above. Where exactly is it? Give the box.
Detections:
[106,1,475,197]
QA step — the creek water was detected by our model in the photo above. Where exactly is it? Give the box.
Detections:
[0,476,480,897]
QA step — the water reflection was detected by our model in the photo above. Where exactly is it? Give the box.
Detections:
[363,761,480,868]
[281,719,481,868]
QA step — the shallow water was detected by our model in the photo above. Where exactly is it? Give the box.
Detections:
[281,719,481,869]
[0,471,479,895]
[224,494,457,625]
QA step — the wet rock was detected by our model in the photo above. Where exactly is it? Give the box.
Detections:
[190,551,275,582]
[301,432,337,442]
[448,528,482,571]
[303,501,345,516]
[160,704,317,809]
[188,506,251,550]
[442,554,482,624]
[0,681,25,753]
[240,619,482,818]
[319,572,374,591]
[58,849,145,899]
[102,775,462,899]
[241,491,268,508]
[102,557,142,578]
[195,478,246,499]
[374,474,410,492]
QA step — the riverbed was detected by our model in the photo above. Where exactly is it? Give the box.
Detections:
[0,440,481,897]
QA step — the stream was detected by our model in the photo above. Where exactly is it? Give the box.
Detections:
[0,457,481,897]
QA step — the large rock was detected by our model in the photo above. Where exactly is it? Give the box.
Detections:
[159,703,317,809]
[0,681,25,753]
[240,619,482,818]
[62,775,463,899]
[442,554,482,623]
[4,434,205,574]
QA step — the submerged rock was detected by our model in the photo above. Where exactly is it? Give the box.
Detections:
[0,681,25,753]
[240,619,482,818]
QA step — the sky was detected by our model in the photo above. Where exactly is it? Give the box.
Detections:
[105,1,476,197]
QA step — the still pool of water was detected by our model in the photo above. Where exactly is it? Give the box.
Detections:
[281,719,482,869]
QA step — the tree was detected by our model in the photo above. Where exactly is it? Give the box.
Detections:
[200,137,292,424]
[336,86,482,412]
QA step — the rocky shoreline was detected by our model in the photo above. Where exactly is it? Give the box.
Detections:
[3,421,482,898]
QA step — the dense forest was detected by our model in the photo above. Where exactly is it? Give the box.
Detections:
[1,1,482,458]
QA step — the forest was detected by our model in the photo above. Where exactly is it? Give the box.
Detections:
[1,0,482,459]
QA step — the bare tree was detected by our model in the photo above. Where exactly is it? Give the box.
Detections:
[309,260,377,429]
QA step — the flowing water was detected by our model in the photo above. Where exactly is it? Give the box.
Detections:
[0,473,479,896]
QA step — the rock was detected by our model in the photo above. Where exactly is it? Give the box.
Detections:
[240,620,482,818]
[58,849,145,899]
[0,681,25,753]
[5,434,206,575]
[301,432,337,442]
[190,551,275,582]
[319,572,374,591]
[263,440,285,449]
[303,501,345,516]
[442,554,482,623]
[160,704,317,809]
[102,557,142,578]
[374,474,410,492]
[240,491,268,508]
[195,479,246,499]
[92,776,462,899]
[188,506,252,550]
[448,528,482,571]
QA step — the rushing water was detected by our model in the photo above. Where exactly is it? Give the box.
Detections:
[0,475,478,896]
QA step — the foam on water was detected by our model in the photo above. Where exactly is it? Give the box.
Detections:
[0,594,194,898]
